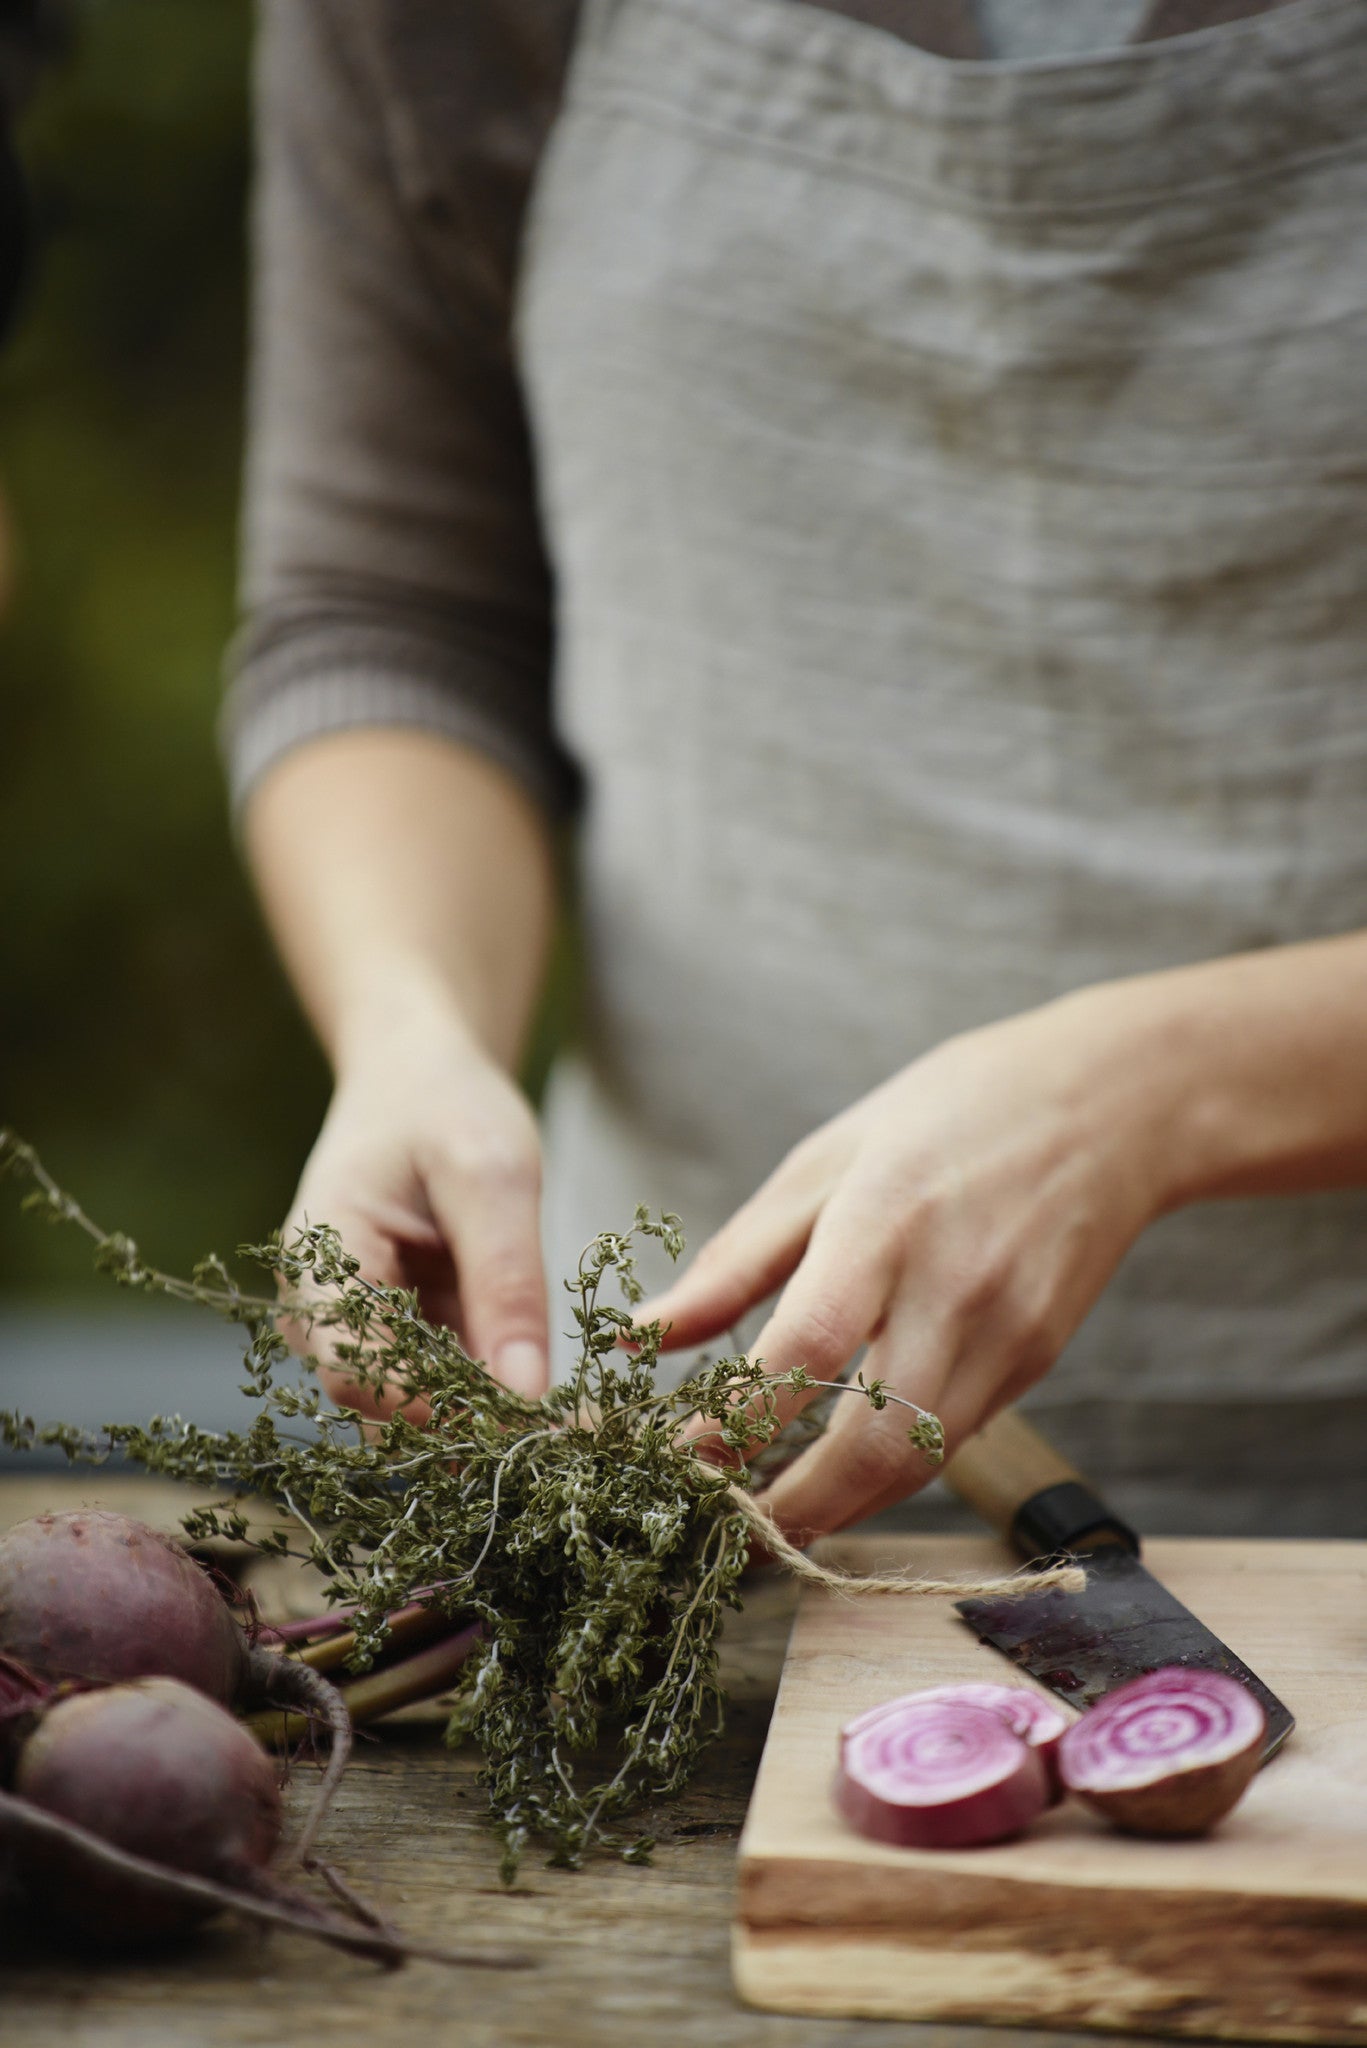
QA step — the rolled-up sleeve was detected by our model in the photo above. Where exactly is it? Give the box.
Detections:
[223,0,580,821]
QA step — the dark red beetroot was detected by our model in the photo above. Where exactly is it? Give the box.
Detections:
[835,1697,1051,1849]
[842,1682,1071,1803]
[1,1675,513,1966]
[14,1677,280,1940]
[0,1510,350,1861]
[0,1511,247,1698]
[1058,1666,1266,1837]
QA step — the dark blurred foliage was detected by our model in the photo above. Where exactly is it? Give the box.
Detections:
[1,2,574,1301]
[0,0,331,1295]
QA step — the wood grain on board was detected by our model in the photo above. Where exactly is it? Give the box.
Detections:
[734,1534,1367,2044]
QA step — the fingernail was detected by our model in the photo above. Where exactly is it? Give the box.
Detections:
[493,1339,548,1398]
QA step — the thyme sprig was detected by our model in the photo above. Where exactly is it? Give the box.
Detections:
[0,1131,943,1877]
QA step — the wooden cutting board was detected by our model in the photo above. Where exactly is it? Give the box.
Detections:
[734,1534,1367,2044]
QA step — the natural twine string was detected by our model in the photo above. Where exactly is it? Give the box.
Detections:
[725,1483,1087,1600]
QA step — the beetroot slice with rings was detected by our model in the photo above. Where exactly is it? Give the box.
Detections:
[842,1682,1071,1803]
[1058,1666,1266,1837]
[834,1697,1051,1849]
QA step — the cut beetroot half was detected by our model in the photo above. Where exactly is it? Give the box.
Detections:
[842,1682,1071,1802]
[835,1697,1051,1850]
[1058,1666,1266,1837]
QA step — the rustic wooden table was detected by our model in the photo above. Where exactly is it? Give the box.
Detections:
[0,1477,1177,2048]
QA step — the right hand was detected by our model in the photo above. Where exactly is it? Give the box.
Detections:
[281,1003,549,1421]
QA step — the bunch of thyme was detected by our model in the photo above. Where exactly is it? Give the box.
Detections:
[0,1132,942,1877]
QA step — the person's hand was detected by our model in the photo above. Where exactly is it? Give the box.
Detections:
[640,986,1177,1542]
[281,1000,548,1422]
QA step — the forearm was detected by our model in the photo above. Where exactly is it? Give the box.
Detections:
[1058,929,1367,1213]
[242,728,557,1076]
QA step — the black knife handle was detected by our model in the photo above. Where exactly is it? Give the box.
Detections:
[1010,1480,1140,1562]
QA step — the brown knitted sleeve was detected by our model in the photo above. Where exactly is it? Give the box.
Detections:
[222,0,581,819]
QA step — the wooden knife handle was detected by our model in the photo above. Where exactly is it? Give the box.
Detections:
[942,1408,1140,1560]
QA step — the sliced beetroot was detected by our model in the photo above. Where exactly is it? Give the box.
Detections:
[1058,1666,1266,1838]
[835,1697,1051,1849]
[14,1676,282,1939]
[0,1509,350,1861]
[842,1682,1071,1803]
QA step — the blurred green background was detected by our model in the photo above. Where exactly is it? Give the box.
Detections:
[1,0,327,1301]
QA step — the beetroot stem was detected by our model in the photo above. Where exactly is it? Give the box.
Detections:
[258,1614,354,1647]
[251,1627,481,1752]
[259,1584,454,1646]
[295,1601,457,1677]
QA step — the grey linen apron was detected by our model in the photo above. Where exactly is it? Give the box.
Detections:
[517,0,1367,1533]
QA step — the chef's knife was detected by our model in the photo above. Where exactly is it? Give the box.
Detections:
[944,1409,1293,1759]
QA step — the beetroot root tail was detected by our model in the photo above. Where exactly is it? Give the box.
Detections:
[245,1646,353,1865]
[0,1786,525,1968]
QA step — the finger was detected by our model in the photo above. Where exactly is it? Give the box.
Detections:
[753,1307,953,1542]
[637,1147,836,1352]
[798,1360,1039,1534]
[315,1363,434,1432]
[399,1236,463,1334]
[426,1152,549,1399]
[754,1287,1053,1541]
[309,1245,438,1425]
[681,1200,897,1463]
[274,1196,385,1368]
[278,1207,437,1428]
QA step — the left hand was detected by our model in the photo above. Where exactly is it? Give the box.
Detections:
[638,986,1177,1542]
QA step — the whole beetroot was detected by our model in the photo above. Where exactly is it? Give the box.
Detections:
[0,1510,350,1861]
[15,1677,281,1939]
[1,1673,514,1966]
[0,1511,247,1699]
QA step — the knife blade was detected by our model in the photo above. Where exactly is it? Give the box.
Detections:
[944,1409,1294,1759]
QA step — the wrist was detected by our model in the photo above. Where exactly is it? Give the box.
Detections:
[330,958,492,1079]
[1046,951,1334,1217]
[1042,975,1208,1223]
